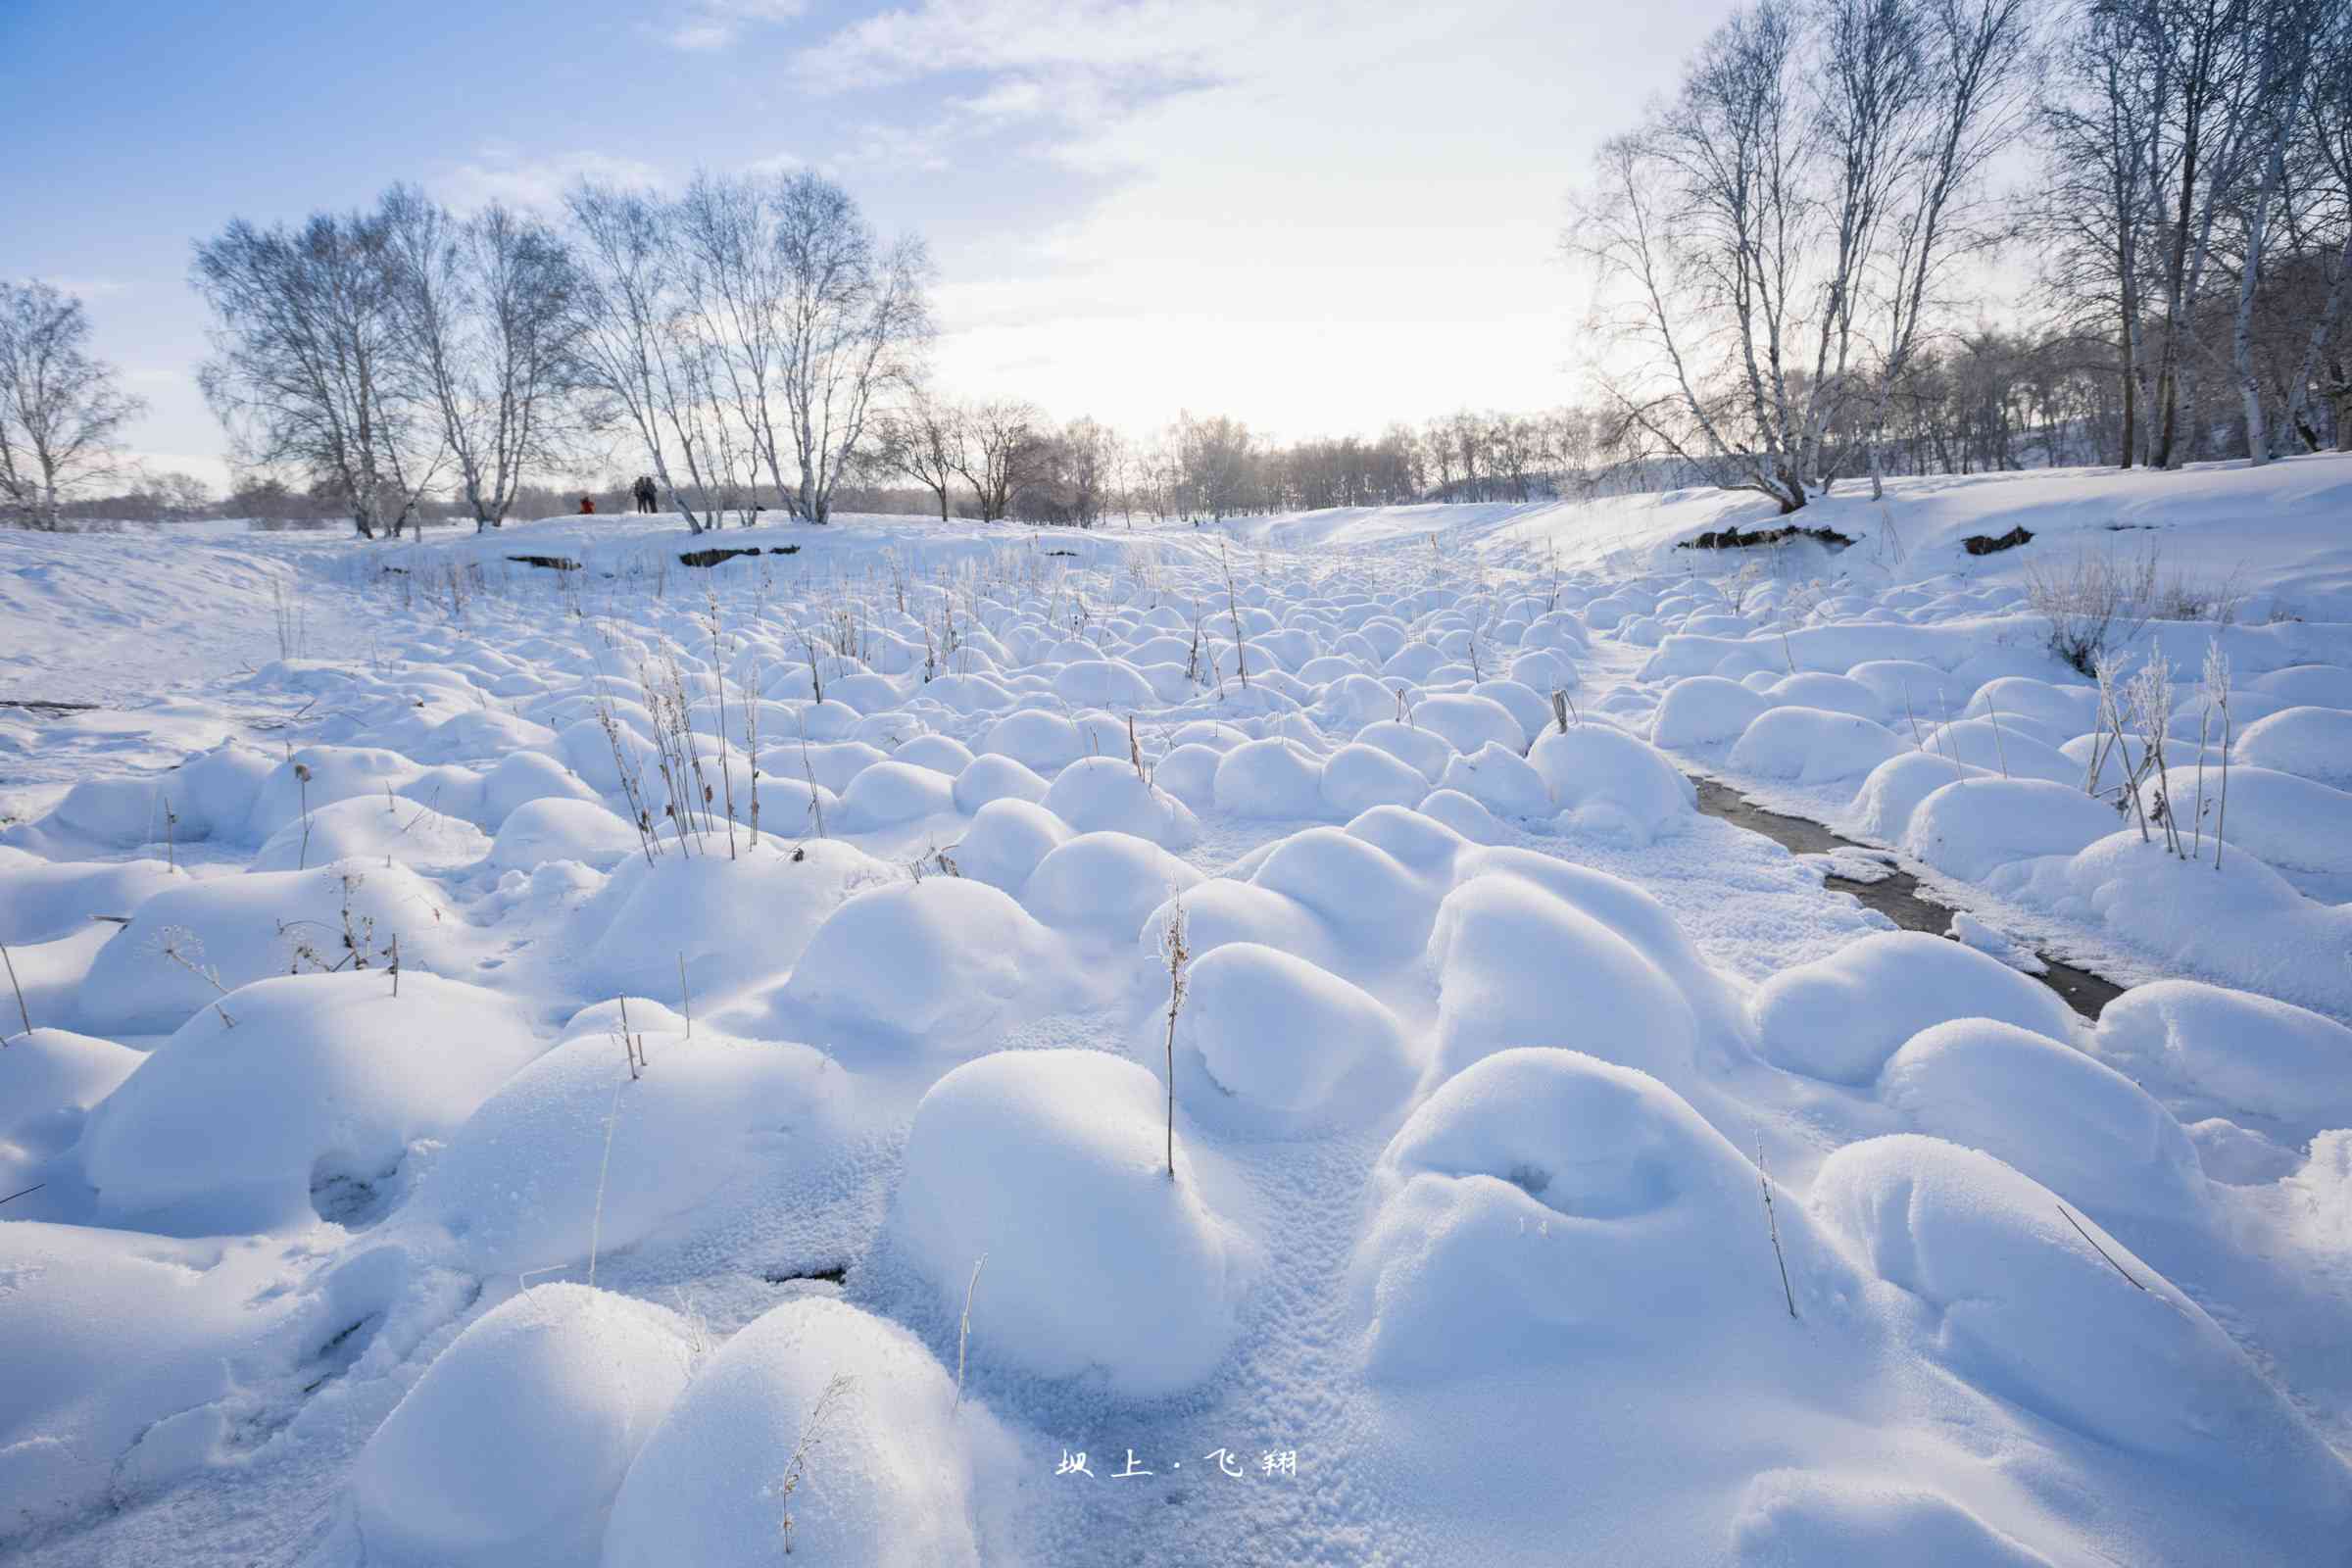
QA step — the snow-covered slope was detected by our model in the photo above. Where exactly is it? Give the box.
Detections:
[4,458,2351,1566]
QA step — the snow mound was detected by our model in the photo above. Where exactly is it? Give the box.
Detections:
[0,1221,306,1530]
[1148,742,1222,808]
[246,745,483,840]
[602,1297,1009,1568]
[1767,671,1886,721]
[836,759,956,828]
[0,858,180,946]
[420,1027,848,1278]
[1022,831,1202,932]
[1318,742,1435,816]
[1961,675,2099,738]
[2141,763,2352,877]
[1729,707,1909,784]
[1428,873,1699,1084]
[1913,717,2080,784]
[1465,846,1747,1035]
[2092,979,2352,1128]
[478,751,602,828]
[1649,675,1772,748]
[1528,723,1695,841]
[39,742,270,850]
[77,858,467,1035]
[1343,802,1471,877]
[248,793,490,873]
[0,1027,141,1168]
[1901,777,2121,881]
[2234,704,2352,790]
[1409,692,1526,754]
[769,877,1054,1050]
[80,972,541,1232]
[951,751,1050,811]
[1352,1049,1838,1380]
[582,838,890,1004]
[1416,786,1507,843]
[1350,718,1455,782]
[891,1050,1252,1396]
[894,733,977,776]
[1879,1018,2203,1220]
[1987,831,2352,1019]
[1844,750,1992,842]
[492,797,643,872]
[1437,741,1551,819]
[1813,1136,2348,1502]
[1175,942,1413,1127]
[1731,1472,2057,1568]
[2252,663,2352,707]
[953,798,1073,891]
[1750,932,2076,1086]
[352,1285,699,1568]
[1471,678,1553,741]
[1213,737,1330,818]
[1249,826,1440,956]
[1041,755,1200,848]
[978,708,1089,771]
[1139,878,1333,970]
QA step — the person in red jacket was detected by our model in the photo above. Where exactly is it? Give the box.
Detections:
[578,494,596,515]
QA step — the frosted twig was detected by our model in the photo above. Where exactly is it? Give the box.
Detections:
[956,1253,986,1411]
[1160,895,1190,1182]
[1,943,29,1037]
[587,1079,623,1289]
[2057,1202,2147,1291]
[1756,1136,1796,1319]
[776,1374,857,1555]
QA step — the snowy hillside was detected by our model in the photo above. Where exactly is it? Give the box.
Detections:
[5,458,2352,1566]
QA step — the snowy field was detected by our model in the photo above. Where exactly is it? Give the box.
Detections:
[5,457,2352,1566]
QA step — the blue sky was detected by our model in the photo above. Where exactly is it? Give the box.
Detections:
[1,0,1734,487]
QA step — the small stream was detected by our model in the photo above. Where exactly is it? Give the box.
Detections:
[1690,776,2127,1021]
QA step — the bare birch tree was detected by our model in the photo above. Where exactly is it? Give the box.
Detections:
[1806,0,1929,488]
[1571,0,1822,512]
[0,281,145,530]
[562,180,740,535]
[952,398,1037,522]
[382,186,586,530]
[674,172,791,515]
[772,173,934,523]
[875,386,964,521]
[2230,0,2327,463]
[2139,0,2267,468]
[194,205,445,538]
[1857,0,2034,495]
[2281,3,2352,450]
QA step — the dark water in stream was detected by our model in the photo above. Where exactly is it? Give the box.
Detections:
[1689,776,2127,1021]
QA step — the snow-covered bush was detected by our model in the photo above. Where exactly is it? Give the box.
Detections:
[891,1050,1255,1396]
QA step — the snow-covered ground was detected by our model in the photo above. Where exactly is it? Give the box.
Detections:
[5,458,2351,1566]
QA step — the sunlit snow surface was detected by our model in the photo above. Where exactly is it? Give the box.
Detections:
[5,458,2352,1565]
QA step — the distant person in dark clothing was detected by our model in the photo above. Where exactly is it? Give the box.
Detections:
[579,494,596,515]
[634,475,659,514]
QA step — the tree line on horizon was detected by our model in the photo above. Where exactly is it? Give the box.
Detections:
[1572,0,2352,514]
[6,0,2349,532]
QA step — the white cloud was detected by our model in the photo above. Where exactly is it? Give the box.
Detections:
[653,0,808,52]
[791,0,1257,91]
[785,0,1731,436]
